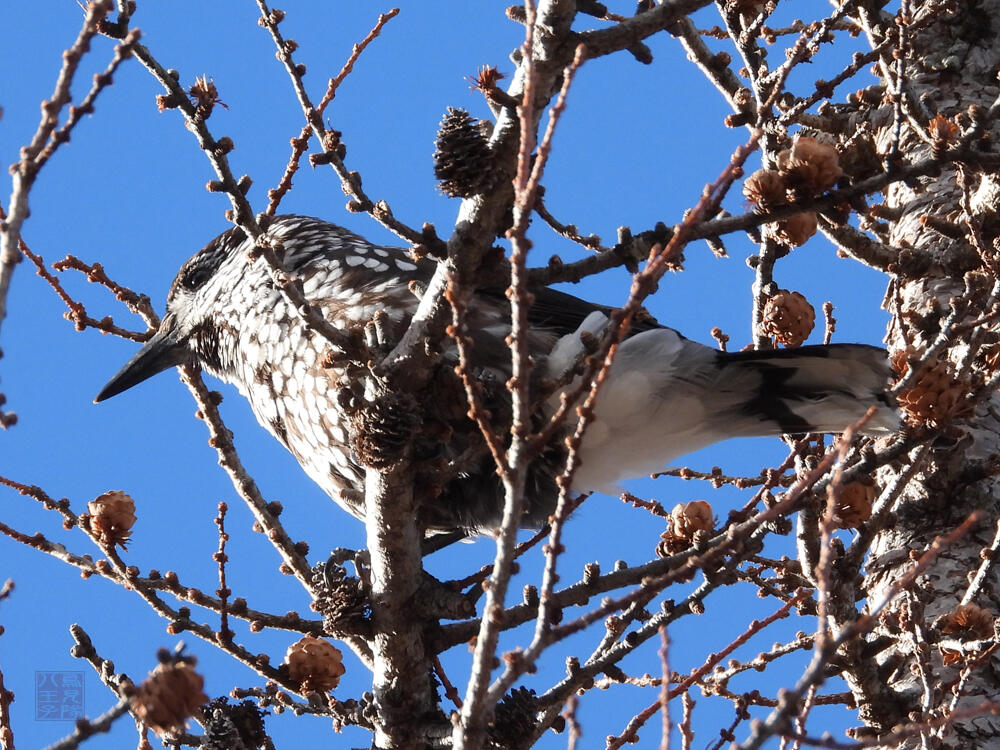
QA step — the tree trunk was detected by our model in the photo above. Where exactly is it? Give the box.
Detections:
[853,1,1000,745]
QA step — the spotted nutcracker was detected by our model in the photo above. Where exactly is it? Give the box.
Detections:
[96,215,898,533]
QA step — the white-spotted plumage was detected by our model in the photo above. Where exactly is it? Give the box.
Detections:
[96,215,899,534]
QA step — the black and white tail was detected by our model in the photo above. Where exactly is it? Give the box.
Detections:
[547,313,898,495]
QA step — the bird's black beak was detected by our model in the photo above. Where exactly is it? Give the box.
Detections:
[94,322,189,403]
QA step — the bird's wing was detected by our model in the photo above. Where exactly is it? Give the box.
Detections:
[474,283,665,338]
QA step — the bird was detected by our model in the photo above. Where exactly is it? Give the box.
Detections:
[95,215,898,534]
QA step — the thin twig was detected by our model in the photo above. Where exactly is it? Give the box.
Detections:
[1,1,122,344]
[737,513,985,750]
[659,628,670,750]
[21,246,153,342]
[606,593,805,750]
[0,622,13,750]
[455,3,548,741]
[254,1,419,242]
[264,8,399,216]
[960,517,1000,605]
[213,502,233,643]
[41,700,131,750]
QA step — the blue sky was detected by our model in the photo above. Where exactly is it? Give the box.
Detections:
[1,2,890,747]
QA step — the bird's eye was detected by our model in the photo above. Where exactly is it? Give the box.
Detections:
[178,263,212,292]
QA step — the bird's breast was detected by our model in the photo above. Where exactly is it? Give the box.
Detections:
[228,303,368,514]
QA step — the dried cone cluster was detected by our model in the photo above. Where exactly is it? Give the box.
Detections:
[770,211,818,248]
[893,354,970,428]
[469,65,505,98]
[743,136,844,248]
[936,603,996,666]
[775,136,843,197]
[285,635,345,693]
[658,500,714,556]
[134,660,208,733]
[980,342,1000,373]
[938,602,995,639]
[433,107,496,198]
[88,490,137,548]
[742,168,787,211]
[830,481,875,529]
[188,75,223,119]
[927,113,960,154]
[760,290,815,348]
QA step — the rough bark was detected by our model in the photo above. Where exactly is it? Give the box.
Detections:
[853,2,1000,745]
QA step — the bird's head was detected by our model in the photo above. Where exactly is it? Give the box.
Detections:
[94,224,253,403]
[95,214,424,404]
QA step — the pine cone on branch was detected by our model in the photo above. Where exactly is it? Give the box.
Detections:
[775,136,843,198]
[760,290,815,348]
[134,657,208,734]
[657,500,714,556]
[285,635,346,693]
[433,107,496,198]
[85,490,137,549]
[767,211,818,248]
[831,481,875,529]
